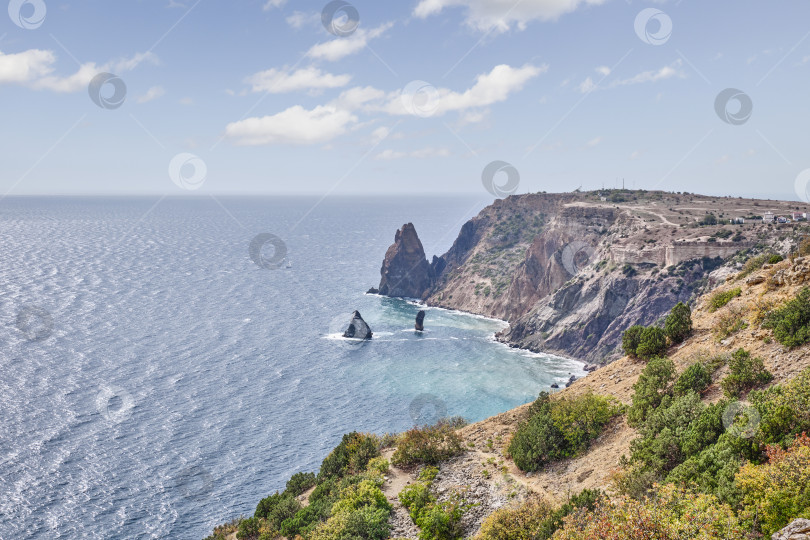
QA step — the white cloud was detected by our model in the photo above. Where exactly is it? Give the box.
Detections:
[225,105,358,145]
[263,0,286,10]
[413,0,607,32]
[136,86,165,104]
[383,63,546,116]
[611,60,684,87]
[371,126,390,144]
[577,76,595,94]
[0,48,157,93]
[335,86,387,110]
[586,136,601,147]
[595,66,611,76]
[375,147,451,160]
[286,11,321,29]
[246,67,352,94]
[0,49,55,84]
[306,23,393,62]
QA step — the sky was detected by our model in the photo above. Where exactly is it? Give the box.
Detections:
[1,0,810,200]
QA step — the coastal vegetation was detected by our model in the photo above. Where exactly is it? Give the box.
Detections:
[508,392,622,471]
[399,466,470,540]
[708,287,742,312]
[392,420,467,468]
[763,287,810,347]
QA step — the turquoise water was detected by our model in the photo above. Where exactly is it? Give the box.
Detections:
[0,196,584,539]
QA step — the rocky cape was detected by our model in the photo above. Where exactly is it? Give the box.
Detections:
[376,190,810,363]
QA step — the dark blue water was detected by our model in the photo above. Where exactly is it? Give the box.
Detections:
[0,196,584,539]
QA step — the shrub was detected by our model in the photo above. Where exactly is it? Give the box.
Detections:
[255,492,300,528]
[392,423,465,468]
[237,517,269,539]
[621,325,644,357]
[627,357,675,427]
[664,302,692,344]
[636,327,668,360]
[415,494,467,540]
[319,432,380,481]
[366,457,389,476]
[286,471,317,496]
[310,477,391,540]
[738,253,771,280]
[674,363,711,396]
[553,484,743,539]
[750,367,810,449]
[721,348,773,398]
[508,392,621,471]
[713,308,747,341]
[736,433,810,536]
[763,287,810,348]
[475,490,602,540]
[768,254,784,264]
[665,432,745,507]
[708,287,741,312]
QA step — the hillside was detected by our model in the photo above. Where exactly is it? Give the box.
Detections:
[376,190,810,362]
[206,247,810,540]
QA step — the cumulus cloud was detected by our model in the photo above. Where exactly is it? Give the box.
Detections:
[246,67,352,94]
[413,0,607,32]
[225,105,358,145]
[225,63,543,146]
[286,10,321,29]
[263,0,286,10]
[136,86,165,103]
[0,49,157,92]
[382,63,546,116]
[306,23,393,62]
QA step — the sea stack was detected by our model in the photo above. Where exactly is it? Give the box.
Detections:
[343,310,373,340]
[378,223,434,299]
[415,310,425,331]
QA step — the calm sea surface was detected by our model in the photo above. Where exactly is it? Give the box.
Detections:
[0,196,584,539]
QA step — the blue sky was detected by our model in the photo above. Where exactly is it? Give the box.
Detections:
[2,0,810,199]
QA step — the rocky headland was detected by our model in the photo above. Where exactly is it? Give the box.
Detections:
[376,190,810,363]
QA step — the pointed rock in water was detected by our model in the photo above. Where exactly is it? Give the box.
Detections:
[415,310,425,331]
[378,223,434,299]
[343,310,372,340]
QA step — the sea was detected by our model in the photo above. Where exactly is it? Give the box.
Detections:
[0,196,585,539]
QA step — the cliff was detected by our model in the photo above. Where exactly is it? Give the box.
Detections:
[378,190,810,362]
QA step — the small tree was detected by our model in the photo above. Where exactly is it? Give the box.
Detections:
[622,325,645,357]
[636,327,668,360]
[665,302,692,345]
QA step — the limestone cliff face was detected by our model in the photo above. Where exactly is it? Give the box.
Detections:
[376,191,809,362]
[378,223,434,299]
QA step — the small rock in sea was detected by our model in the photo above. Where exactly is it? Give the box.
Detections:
[366,287,380,294]
[343,310,373,340]
[415,310,426,331]
[550,383,559,389]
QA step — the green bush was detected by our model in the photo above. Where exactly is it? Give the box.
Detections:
[708,287,741,312]
[721,348,773,398]
[738,253,770,279]
[768,254,784,264]
[636,327,668,360]
[627,357,675,427]
[286,471,316,496]
[237,517,267,539]
[674,363,712,396]
[255,492,300,529]
[414,494,467,540]
[392,423,465,468]
[318,432,380,481]
[763,287,810,348]
[622,325,645,357]
[664,302,692,344]
[509,392,621,471]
